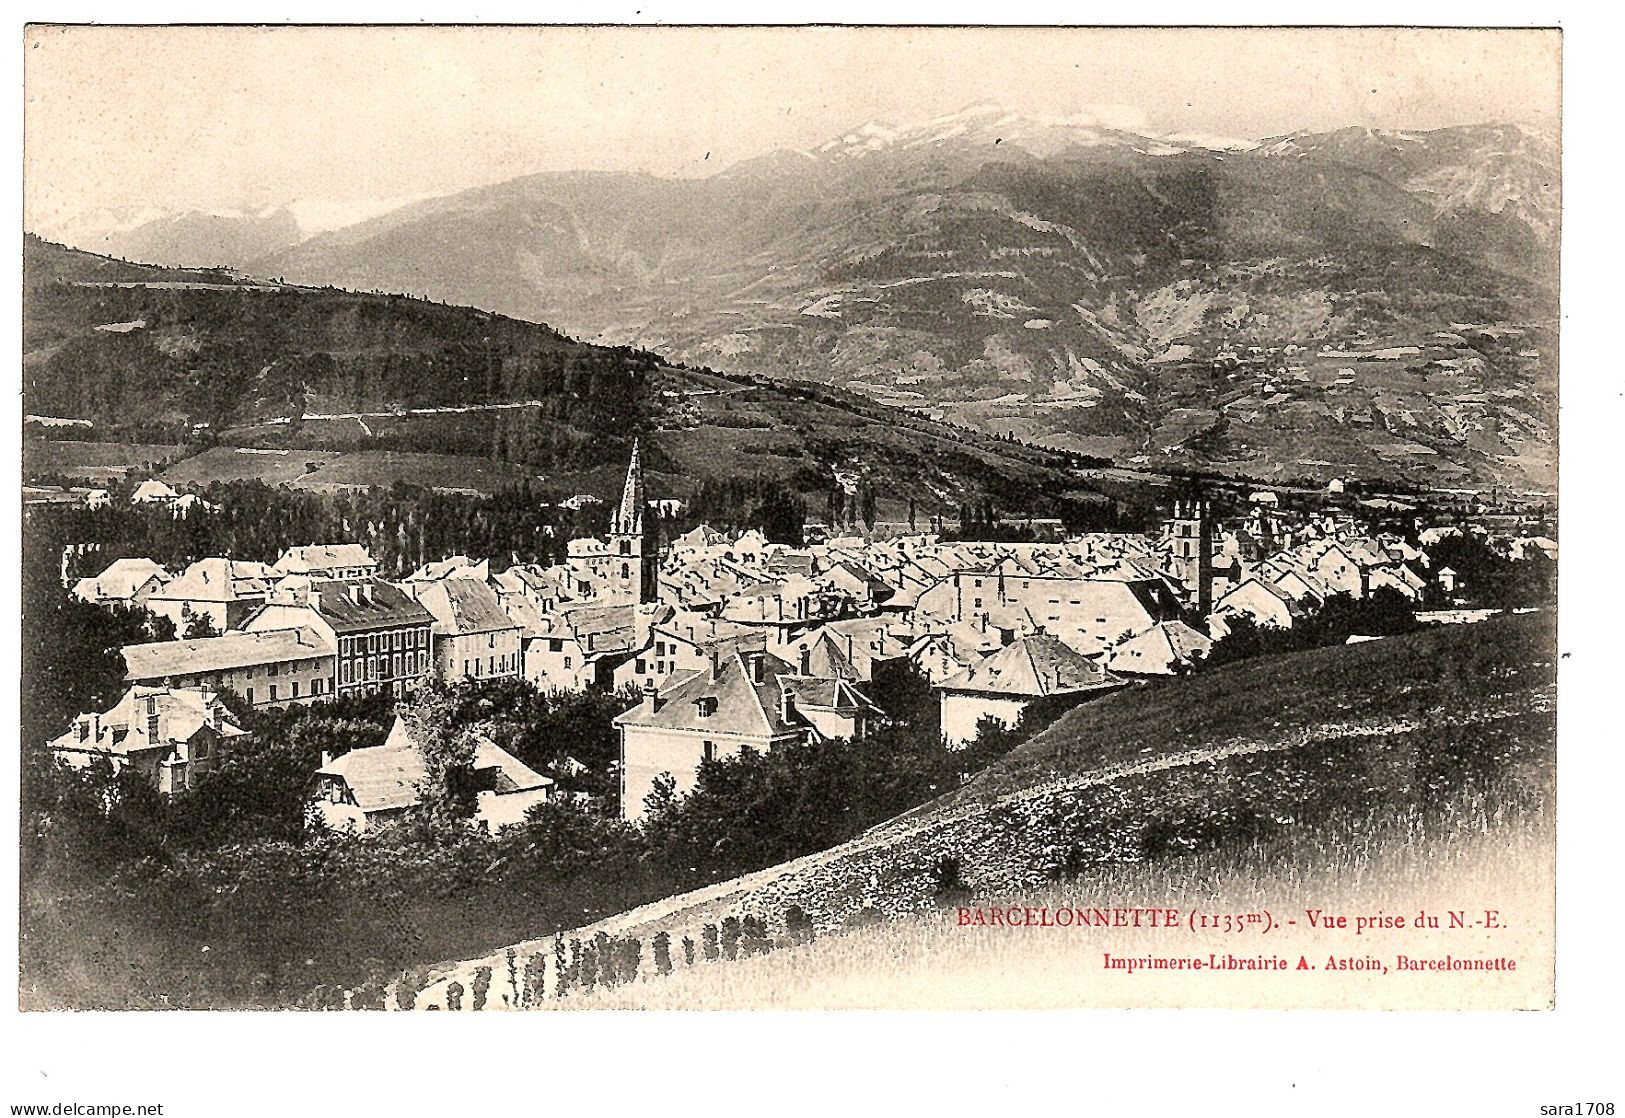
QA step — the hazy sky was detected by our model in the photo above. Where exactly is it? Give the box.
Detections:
[24,25,1560,231]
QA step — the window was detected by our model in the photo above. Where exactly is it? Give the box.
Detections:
[635,658,646,674]
[245,687,254,706]
[292,681,300,699]
[418,651,428,672]
[342,662,351,685]
[550,638,563,653]
[268,684,278,702]
[313,678,325,697]
[973,598,982,609]
[393,653,403,677]
[621,563,630,580]
[702,740,716,763]
[563,656,573,669]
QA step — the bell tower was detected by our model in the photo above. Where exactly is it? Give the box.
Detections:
[1169,492,1214,617]
[608,439,657,605]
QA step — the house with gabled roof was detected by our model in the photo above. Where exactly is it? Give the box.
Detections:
[71,557,171,611]
[311,715,554,834]
[50,685,249,795]
[611,608,764,693]
[146,557,275,632]
[614,647,878,821]
[131,479,180,505]
[405,555,489,583]
[523,601,663,691]
[819,560,896,611]
[272,544,377,581]
[409,578,523,684]
[1212,576,1303,630]
[1109,620,1214,676]
[936,632,1124,746]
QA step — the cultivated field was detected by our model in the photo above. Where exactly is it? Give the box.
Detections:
[23,438,185,481]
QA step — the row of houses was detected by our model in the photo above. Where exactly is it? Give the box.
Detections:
[55,449,1481,832]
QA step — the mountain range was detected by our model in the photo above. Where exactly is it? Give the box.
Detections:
[36,107,1560,492]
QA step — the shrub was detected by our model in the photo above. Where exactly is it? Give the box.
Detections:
[784,905,815,946]
[932,854,972,905]
[682,936,696,967]
[523,952,545,1007]
[446,981,464,1011]
[701,923,720,961]
[593,932,616,988]
[394,970,419,1011]
[653,931,673,976]
[471,965,492,1011]
[720,916,742,961]
[844,905,883,930]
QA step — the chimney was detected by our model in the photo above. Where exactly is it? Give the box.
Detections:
[799,644,811,676]
[709,645,721,680]
[320,749,333,768]
[641,678,661,715]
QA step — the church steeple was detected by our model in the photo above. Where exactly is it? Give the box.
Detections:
[613,438,645,537]
[608,440,656,604]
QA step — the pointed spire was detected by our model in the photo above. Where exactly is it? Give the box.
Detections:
[614,439,644,536]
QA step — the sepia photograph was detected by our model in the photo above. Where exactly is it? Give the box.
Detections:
[3,30,1612,1118]
[15,22,1568,1025]
[16,12,1618,1112]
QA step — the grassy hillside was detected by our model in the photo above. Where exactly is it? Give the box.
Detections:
[23,235,1109,517]
[409,611,1555,1009]
[567,805,1552,1011]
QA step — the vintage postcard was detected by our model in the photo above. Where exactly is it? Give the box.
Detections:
[17,23,1560,1029]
